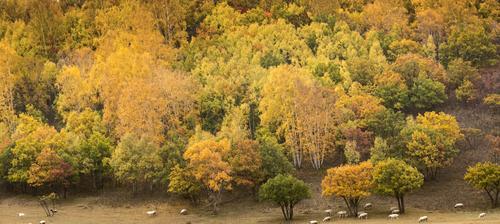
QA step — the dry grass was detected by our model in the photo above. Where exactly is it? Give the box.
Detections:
[1,194,499,224]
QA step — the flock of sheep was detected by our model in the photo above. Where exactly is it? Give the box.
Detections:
[16,203,490,223]
[307,203,488,223]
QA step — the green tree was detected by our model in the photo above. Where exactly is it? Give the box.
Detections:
[257,129,294,182]
[109,134,164,194]
[8,114,57,185]
[464,162,500,208]
[372,158,424,213]
[409,77,447,111]
[374,71,409,110]
[259,174,311,221]
[440,24,497,66]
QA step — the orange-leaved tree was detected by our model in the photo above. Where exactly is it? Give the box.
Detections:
[321,161,373,217]
[184,138,232,213]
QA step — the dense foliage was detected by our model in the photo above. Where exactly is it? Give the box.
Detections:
[372,158,424,213]
[0,0,498,218]
[259,174,310,220]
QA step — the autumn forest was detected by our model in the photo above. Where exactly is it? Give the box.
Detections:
[0,0,499,222]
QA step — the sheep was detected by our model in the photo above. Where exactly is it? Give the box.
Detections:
[337,210,347,218]
[454,203,464,209]
[388,214,399,220]
[40,221,46,224]
[363,203,372,209]
[180,209,188,215]
[18,213,25,217]
[50,209,57,214]
[418,216,428,223]
[322,216,331,222]
[146,210,157,216]
[479,213,486,218]
[389,206,398,211]
[391,209,400,214]
[358,212,368,219]
[309,220,318,224]
[324,209,333,216]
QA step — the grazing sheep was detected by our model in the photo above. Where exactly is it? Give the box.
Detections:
[337,210,347,218]
[310,220,318,224]
[50,209,57,214]
[39,221,46,224]
[146,210,157,216]
[18,213,25,217]
[364,203,372,209]
[391,209,400,214]
[358,212,368,219]
[479,213,486,218]
[418,216,428,223]
[180,209,188,215]
[454,203,464,209]
[324,209,333,216]
[388,214,399,220]
[322,216,331,222]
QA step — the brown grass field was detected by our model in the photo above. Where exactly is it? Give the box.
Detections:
[0,194,499,224]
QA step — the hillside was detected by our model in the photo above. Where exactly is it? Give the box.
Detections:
[0,0,499,223]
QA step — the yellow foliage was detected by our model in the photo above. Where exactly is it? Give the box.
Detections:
[321,161,373,198]
[184,138,232,192]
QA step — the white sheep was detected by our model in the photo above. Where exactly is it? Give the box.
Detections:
[454,203,464,209]
[391,209,400,214]
[322,216,331,222]
[180,208,188,215]
[324,209,333,216]
[337,210,347,218]
[146,210,157,216]
[418,216,428,223]
[39,221,46,224]
[389,206,398,212]
[479,213,486,218]
[309,220,318,224]
[18,213,25,217]
[388,214,399,220]
[358,212,368,219]
[363,203,372,209]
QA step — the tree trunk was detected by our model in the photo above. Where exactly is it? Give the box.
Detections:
[400,195,405,213]
[342,197,353,216]
[280,205,288,220]
[132,182,137,196]
[495,190,499,208]
[92,172,97,192]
